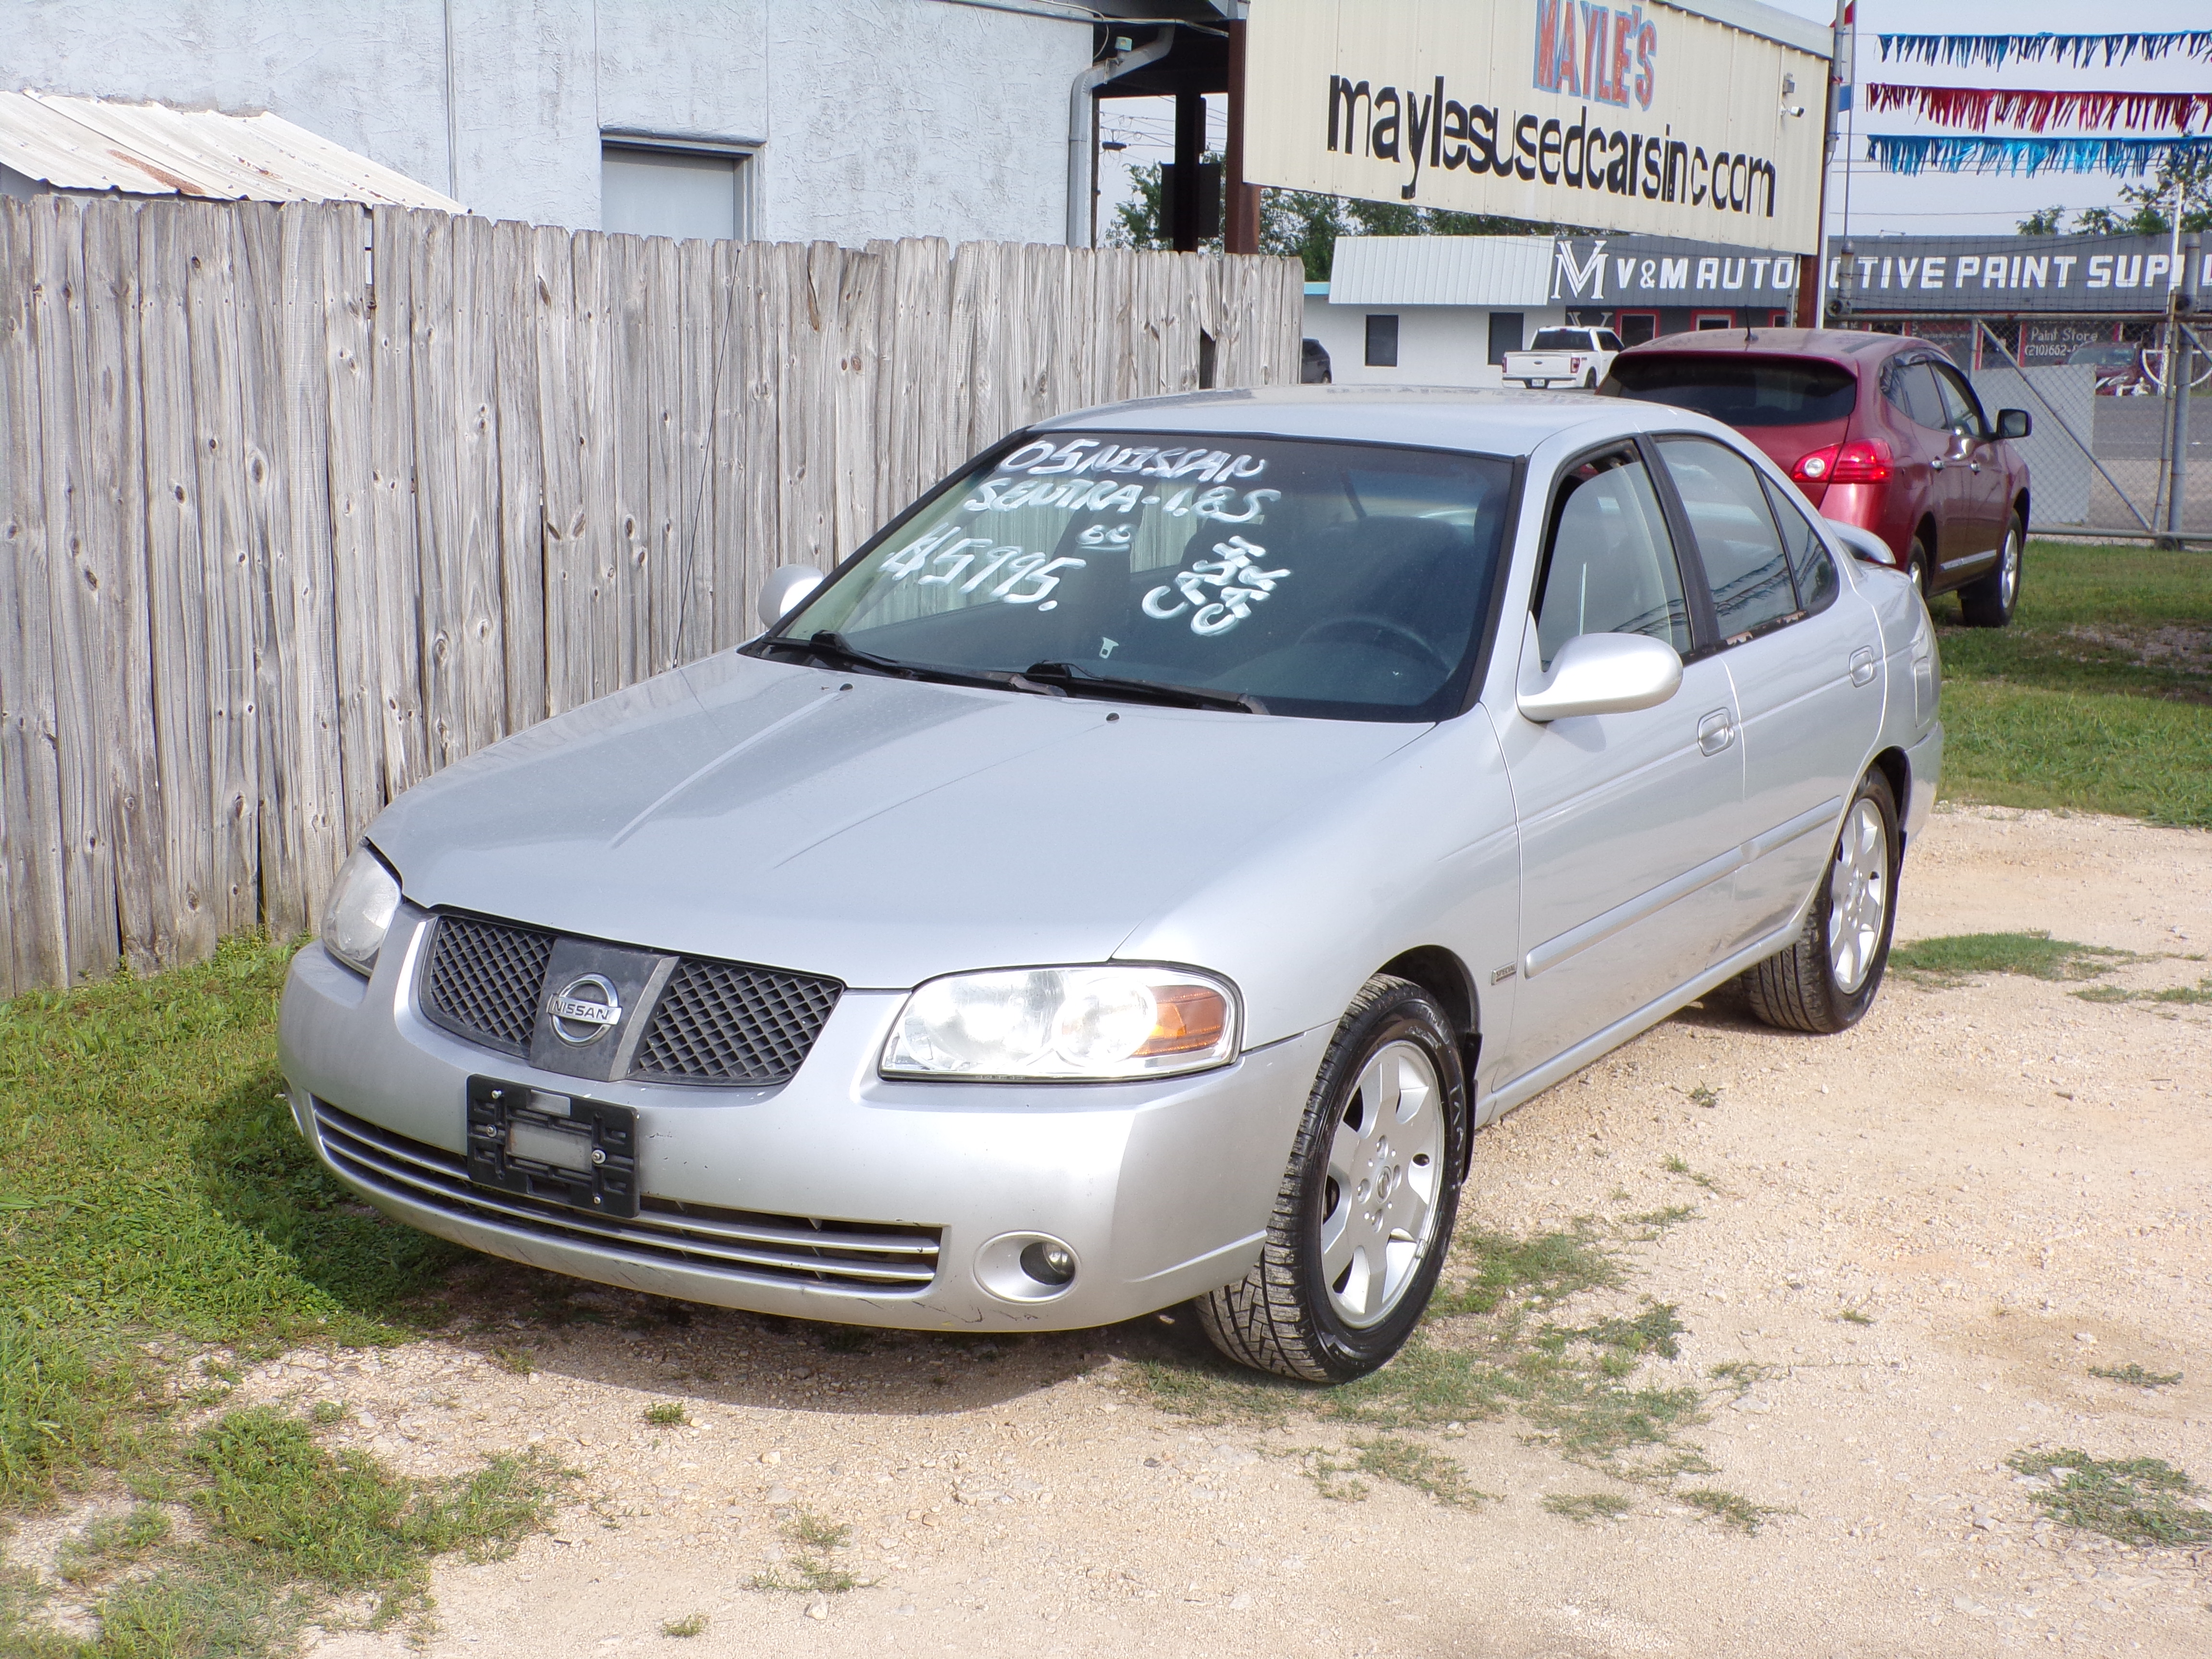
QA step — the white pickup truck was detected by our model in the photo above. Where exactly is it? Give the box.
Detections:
[1502,325,1623,390]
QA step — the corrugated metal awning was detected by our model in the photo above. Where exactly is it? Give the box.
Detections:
[1325,236,1557,308]
[0,90,463,212]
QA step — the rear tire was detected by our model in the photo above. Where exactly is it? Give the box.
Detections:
[1195,976,1467,1382]
[1742,769,1899,1035]
[1959,513,2022,627]
[1903,535,1930,601]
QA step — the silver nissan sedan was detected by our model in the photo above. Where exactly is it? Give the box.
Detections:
[278,387,1942,1382]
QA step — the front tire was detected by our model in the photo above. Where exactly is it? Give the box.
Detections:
[1195,976,1467,1382]
[1742,769,1900,1034]
[1958,513,2022,627]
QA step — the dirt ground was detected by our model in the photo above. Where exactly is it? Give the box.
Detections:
[28,804,2212,1659]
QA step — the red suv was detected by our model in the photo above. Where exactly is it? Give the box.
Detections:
[1600,328,2032,626]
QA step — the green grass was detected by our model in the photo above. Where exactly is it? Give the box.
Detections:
[2008,1448,2212,1548]
[0,947,576,1655]
[1889,930,2138,986]
[1934,541,2212,828]
[643,1402,688,1427]
[1301,1436,1493,1510]
[1680,1487,1787,1535]
[661,1613,710,1638]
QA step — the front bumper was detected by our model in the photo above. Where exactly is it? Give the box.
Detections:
[277,908,1326,1332]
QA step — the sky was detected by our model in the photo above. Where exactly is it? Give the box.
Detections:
[1097,0,2212,246]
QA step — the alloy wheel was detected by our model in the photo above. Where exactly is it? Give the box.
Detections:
[1827,798,1891,994]
[1320,1040,1444,1328]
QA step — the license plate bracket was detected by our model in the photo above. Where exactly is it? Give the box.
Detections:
[466,1077,638,1219]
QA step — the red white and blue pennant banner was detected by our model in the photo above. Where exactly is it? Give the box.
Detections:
[1877,32,2212,69]
[1866,134,2212,178]
[1864,87,2212,135]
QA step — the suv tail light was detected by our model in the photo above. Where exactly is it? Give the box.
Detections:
[1792,439,1892,485]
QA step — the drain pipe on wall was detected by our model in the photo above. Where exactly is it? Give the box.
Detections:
[1067,28,1176,248]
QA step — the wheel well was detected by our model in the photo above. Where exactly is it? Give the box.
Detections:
[1376,946,1481,1173]
[2014,489,2029,530]
[1870,746,1911,851]
[1914,515,1938,560]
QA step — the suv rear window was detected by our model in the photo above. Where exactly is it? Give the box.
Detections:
[1603,355,1858,427]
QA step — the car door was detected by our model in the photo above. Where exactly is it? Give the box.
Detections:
[1494,443,1744,1085]
[1877,356,1961,564]
[1653,434,1885,945]
[1929,360,2010,568]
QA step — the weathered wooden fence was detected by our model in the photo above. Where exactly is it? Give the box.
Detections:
[0,194,1303,997]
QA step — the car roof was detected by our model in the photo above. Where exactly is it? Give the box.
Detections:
[1033,385,1646,457]
[1618,326,1924,367]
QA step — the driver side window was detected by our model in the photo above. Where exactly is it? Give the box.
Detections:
[1533,448,1690,671]
[1930,363,1988,438]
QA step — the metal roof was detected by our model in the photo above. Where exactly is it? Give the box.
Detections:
[1324,236,1557,308]
[0,90,464,212]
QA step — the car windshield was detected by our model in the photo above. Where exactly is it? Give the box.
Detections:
[2068,344,2134,366]
[1528,328,1590,350]
[1604,355,1858,426]
[767,431,1515,722]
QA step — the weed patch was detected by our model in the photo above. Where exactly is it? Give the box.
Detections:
[1836,1309,1874,1326]
[1546,1491,1632,1524]
[661,1613,709,1637]
[1890,931,2137,986]
[56,1504,172,1586]
[1130,1221,1729,1514]
[643,1403,688,1427]
[753,1510,869,1595]
[1681,1487,1786,1534]
[2088,1364,2183,1388]
[2075,975,2212,1007]
[2009,1449,2212,1547]
[1624,1205,1697,1237]
[1660,1155,1719,1192]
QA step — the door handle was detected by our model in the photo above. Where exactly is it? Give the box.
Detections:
[1929,457,1945,470]
[1696,708,1735,756]
[1849,647,1877,687]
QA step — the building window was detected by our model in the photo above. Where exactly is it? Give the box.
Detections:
[1365,313,1399,368]
[601,141,752,241]
[1616,312,1659,347]
[1487,311,1524,365]
[1694,312,1734,331]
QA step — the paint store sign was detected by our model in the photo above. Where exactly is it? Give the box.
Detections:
[1826,235,2212,314]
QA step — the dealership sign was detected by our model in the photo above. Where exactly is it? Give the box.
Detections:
[1244,0,1831,255]
[1827,234,2212,314]
[1552,234,1800,302]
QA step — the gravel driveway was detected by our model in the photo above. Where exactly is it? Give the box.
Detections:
[213,805,2212,1659]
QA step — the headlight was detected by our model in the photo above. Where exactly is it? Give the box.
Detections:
[323,845,401,977]
[882,965,1238,1081]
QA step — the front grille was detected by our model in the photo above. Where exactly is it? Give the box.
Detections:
[312,1099,940,1293]
[635,958,842,1085]
[424,915,554,1054]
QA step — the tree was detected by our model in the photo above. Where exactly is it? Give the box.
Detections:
[1108,154,1556,281]
[2058,153,2212,236]
[2017,205,2068,235]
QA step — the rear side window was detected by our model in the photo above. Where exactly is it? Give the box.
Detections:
[1762,476,1839,615]
[1533,448,1690,670]
[1603,355,1857,427]
[1657,436,1799,640]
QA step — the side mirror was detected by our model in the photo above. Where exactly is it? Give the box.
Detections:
[757,565,824,629]
[1995,408,2031,441]
[1823,517,1895,567]
[1517,631,1683,723]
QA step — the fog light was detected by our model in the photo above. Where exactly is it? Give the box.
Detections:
[1020,1240,1076,1286]
[974,1232,1081,1303]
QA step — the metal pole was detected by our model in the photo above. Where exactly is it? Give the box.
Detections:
[2167,231,2202,542]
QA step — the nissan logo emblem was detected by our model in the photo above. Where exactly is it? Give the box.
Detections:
[548,974,622,1045]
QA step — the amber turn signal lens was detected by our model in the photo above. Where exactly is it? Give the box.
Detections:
[1135,984,1230,1057]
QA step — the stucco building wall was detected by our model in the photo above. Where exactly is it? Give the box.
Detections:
[0,0,1088,242]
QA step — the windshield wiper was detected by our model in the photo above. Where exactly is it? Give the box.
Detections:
[1023,661,1266,715]
[754,632,1048,695]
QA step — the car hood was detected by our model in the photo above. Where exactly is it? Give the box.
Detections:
[372,651,1425,988]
